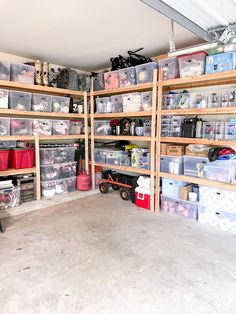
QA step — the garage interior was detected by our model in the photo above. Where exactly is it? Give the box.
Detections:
[0,1,236,313]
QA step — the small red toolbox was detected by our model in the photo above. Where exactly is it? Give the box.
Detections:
[9,148,35,169]
[135,187,152,210]
[0,149,10,171]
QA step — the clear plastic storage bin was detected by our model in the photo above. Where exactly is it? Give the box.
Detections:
[161,195,198,219]
[32,119,52,136]
[162,178,187,199]
[135,62,158,84]
[106,150,123,165]
[69,120,82,135]
[170,125,181,137]
[0,187,20,209]
[221,89,235,107]
[41,176,76,197]
[205,51,236,74]
[9,91,32,111]
[94,120,112,135]
[32,93,52,112]
[52,120,69,135]
[120,152,131,166]
[160,155,183,174]
[205,159,236,183]
[214,121,225,140]
[0,61,10,81]
[52,96,70,113]
[159,57,179,80]
[10,118,32,135]
[94,148,108,164]
[202,122,215,139]
[0,89,8,109]
[178,52,207,77]
[225,122,236,140]
[118,67,136,87]
[104,71,119,89]
[111,95,123,113]
[96,97,112,113]
[208,90,221,108]
[190,91,208,108]
[40,146,75,165]
[141,91,152,111]
[183,155,208,177]
[176,93,190,109]
[93,73,105,91]
[122,92,142,112]
[0,117,10,136]
[41,162,77,181]
[10,63,35,84]
[162,93,179,109]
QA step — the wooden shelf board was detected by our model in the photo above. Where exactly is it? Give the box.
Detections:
[160,172,236,191]
[0,135,85,141]
[94,135,151,141]
[0,79,84,96]
[161,107,236,116]
[0,109,84,119]
[92,82,153,96]
[162,70,236,88]
[0,167,36,176]
[93,111,152,118]
[0,135,35,141]
[160,137,236,146]
[94,163,151,175]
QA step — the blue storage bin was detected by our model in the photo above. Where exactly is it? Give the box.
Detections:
[162,178,188,198]
[205,52,236,74]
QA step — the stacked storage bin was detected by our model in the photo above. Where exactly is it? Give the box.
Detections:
[40,145,77,197]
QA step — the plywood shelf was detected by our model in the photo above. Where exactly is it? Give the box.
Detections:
[0,79,84,96]
[93,111,152,118]
[160,172,236,192]
[160,137,236,146]
[161,107,236,116]
[0,135,85,141]
[92,82,153,96]
[0,167,36,177]
[94,135,151,141]
[94,163,151,175]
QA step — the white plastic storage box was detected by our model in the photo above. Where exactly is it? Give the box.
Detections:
[9,91,32,111]
[0,117,10,136]
[198,206,236,233]
[199,185,236,212]
[10,63,35,84]
[94,148,108,164]
[225,122,236,140]
[162,178,187,199]
[106,150,123,165]
[221,89,235,107]
[93,73,105,91]
[205,51,236,74]
[190,91,208,108]
[32,93,52,112]
[178,52,207,77]
[135,187,152,210]
[110,95,123,113]
[40,162,77,181]
[160,155,183,174]
[159,57,179,80]
[183,155,208,177]
[52,120,69,135]
[0,61,10,81]
[118,67,136,87]
[0,89,9,109]
[94,120,112,135]
[32,119,52,136]
[214,122,225,140]
[161,195,198,219]
[69,120,82,135]
[52,96,70,113]
[205,159,236,183]
[10,118,32,135]
[104,71,119,89]
[202,122,215,139]
[141,91,152,111]
[95,97,112,113]
[162,93,179,110]
[208,90,221,108]
[122,93,142,112]
[135,62,158,84]
[41,176,76,197]
[40,146,75,165]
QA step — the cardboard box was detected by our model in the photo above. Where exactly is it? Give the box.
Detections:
[179,184,193,201]
[185,146,209,157]
[167,145,185,156]
[160,143,169,155]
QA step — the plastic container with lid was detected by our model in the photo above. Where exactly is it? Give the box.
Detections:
[122,92,142,112]
[93,73,105,91]
[111,95,123,113]
[118,67,136,87]
[0,117,10,136]
[205,51,236,74]
[176,92,190,109]
[0,61,10,81]
[0,187,20,209]
[94,148,108,164]
[178,52,207,78]
[106,150,123,165]
[205,159,236,183]
[202,122,215,140]
[95,97,112,113]
[162,178,187,199]
[40,162,77,181]
[160,155,183,174]
[9,148,35,169]
[41,176,76,197]
[94,120,112,135]
[10,63,35,84]
[32,119,52,136]
[183,155,208,177]
[0,149,10,171]
[221,89,235,107]
[190,91,208,109]
[141,91,152,111]
[0,89,9,109]
[225,121,236,140]
[161,195,198,219]
[208,90,221,108]
[162,93,179,110]
[52,96,70,113]
[214,121,225,140]
[135,62,158,84]
[52,120,69,135]
[159,57,179,80]
[40,146,75,165]
[32,93,52,112]
[10,118,32,135]
[9,90,32,111]
[69,120,82,135]
[104,71,119,89]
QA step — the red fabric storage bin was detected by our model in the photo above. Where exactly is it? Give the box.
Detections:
[0,149,10,171]
[9,148,35,169]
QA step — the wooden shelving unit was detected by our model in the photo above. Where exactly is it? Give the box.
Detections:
[0,81,89,202]
[161,107,236,116]
[160,137,236,146]
[90,71,158,211]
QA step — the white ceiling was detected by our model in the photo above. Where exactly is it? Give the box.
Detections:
[0,0,202,71]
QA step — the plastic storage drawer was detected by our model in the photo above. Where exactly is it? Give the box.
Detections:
[10,63,35,84]
[93,73,104,91]
[159,57,179,80]
[32,93,52,112]
[161,195,198,219]
[9,148,35,169]
[208,90,221,108]
[32,119,52,136]
[94,148,108,164]
[104,71,119,89]
[225,122,236,140]
[118,67,136,87]
[111,95,123,113]
[160,155,183,174]
[41,176,76,197]
[221,89,235,107]
[10,118,32,135]
[9,90,32,111]
[52,120,69,135]
[205,51,236,74]
[0,187,20,210]
[178,52,207,77]
[183,155,208,177]
[40,147,75,165]
[52,96,70,113]
[135,62,158,84]
[205,159,236,183]
[94,120,112,135]
[122,92,142,112]
[0,61,10,81]
[162,178,187,198]
[0,117,10,136]
[141,91,152,111]
[162,93,179,109]
[0,89,9,109]
[40,162,77,181]
[96,97,112,113]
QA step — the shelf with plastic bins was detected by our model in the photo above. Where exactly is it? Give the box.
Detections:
[92,82,153,96]
[159,172,236,192]
[94,135,151,142]
[94,162,151,175]
[0,167,36,177]
[92,111,152,119]
[161,107,236,116]
[160,137,236,147]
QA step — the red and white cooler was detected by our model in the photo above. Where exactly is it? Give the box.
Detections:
[135,187,152,210]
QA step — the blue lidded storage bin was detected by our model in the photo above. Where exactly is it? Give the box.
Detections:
[205,52,236,74]
[162,178,188,199]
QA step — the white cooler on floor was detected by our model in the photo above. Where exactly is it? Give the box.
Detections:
[135,187,152,210]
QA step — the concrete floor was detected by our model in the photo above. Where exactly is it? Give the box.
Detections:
[0,193,236,314]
